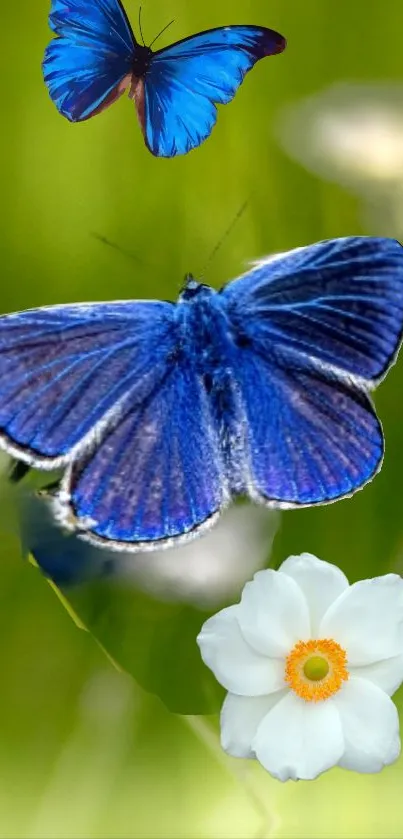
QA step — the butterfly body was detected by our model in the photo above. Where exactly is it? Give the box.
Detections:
[176,281,248,494]
[1,237,403,551]
[43,0,286,156]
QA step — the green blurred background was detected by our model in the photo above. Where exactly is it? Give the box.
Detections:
[1,0,403,836]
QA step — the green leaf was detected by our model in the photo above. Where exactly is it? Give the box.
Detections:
[20,491,275,715]
[62,578,225,714]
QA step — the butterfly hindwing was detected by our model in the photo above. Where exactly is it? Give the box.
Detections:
[43,0,136,121]
[221,236,403,505]
[56,360,227,549]
[0,301,176,465]
[232,345,383,505]
[142,26,286,156]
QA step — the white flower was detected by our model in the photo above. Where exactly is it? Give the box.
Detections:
[197,553,403,782]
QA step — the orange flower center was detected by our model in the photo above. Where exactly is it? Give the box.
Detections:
[285,639,348,702]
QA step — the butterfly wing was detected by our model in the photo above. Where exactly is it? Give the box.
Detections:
[43,0,136,121]
[140,26,286,157]
[0,300,226,549]
[54,359,227,550]
[229,347,384,505]
[221,236,403,505]
[0,301,176,465]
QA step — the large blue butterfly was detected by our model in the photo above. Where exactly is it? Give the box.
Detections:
[42,0,286,157]
[1,237,403,551]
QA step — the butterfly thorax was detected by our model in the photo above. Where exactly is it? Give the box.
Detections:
[131,44,153,77]
[177,284,237,377]
[179,275,214,301]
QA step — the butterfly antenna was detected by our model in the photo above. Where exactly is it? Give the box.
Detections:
[198,199,249,279]
[148,18,175,50]
[138,6,146,47]
[91,232,146,267]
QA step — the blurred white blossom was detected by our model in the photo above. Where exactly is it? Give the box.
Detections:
[21,492,279,609]
[117,504,279,608]
[277,82,403,235]
[198,553,403,781]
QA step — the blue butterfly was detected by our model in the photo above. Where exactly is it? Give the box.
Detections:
[1,236,403,552]
[42,0,286,157]
[18,490,113,585]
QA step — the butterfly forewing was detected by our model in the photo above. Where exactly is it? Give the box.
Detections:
[143,26,286,156]
[47,0,135,45]
[43,0,136,121]
[0,302,176,465]
[222,237,403,382]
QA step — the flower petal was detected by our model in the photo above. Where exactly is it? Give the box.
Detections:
[334,676,400,773]
[280,553,349,636]
[220,691,286,758]
[320,574,403,665]
[350,654,403,696]
[252,691,344,781]
[237,569,310,657]
[197,606,286,695]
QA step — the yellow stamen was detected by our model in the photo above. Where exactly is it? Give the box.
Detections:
[285,639,348,702]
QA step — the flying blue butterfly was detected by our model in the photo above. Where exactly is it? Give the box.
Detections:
[1,236,403,552]
[42,0,286,157]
